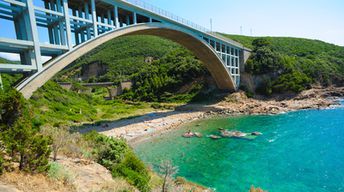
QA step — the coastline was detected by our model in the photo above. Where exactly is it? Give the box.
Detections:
[82,87,344,145]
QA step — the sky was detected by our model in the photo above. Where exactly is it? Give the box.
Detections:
[148,0,344,46]
[0,0,343,61]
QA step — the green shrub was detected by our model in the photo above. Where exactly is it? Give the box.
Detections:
[112,151,150,192]
[48,162,74,184]
[84,131,128,168]
[113,167,149,192]
[272,71,312,93]
[84,131,150,192]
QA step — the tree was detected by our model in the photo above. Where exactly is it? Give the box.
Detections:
[246,46,283,74]
[252,38,271,48]
[0,89,51,173]
[122,48,207,102]
[1,108,51,172]
[24,134,51,172]
[272,71,311,93]
[41,125,71,161]
[0,89,29,128]
[159,160,178,192]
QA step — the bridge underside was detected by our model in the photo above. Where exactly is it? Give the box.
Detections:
[128,26,236,91]
[16,23,236,98]
[0,0,247,98]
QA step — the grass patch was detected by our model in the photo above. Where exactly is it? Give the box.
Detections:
[29,81,155,127]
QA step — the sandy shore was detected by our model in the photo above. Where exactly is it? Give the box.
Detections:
[80,87,343,144]
[80,110,206,143]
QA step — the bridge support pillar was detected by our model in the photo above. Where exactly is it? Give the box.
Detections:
[133,12,137,24]
[113,6,119,28]
[50,0,60,45]
[44,1,54,44]
[72,9,80,45]
[126,15,130,25]
[26,0,42,71]
[57,0,66,46]
[78,7,86,43]
[100,14,105,33]
[12,3,33,66]
[90,0,98,37]
[63,0,73,50]
[84,2,91,40]
[107,10,112,30]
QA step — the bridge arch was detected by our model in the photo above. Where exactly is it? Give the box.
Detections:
[16,22,235,98]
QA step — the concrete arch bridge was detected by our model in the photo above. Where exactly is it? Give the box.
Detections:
[0,0,250,98]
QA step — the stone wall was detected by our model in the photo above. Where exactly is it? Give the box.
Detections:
[81,61,108,81]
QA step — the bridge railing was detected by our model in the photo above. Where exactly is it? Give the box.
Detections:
[121,0,225,37]
[121,0,240,46]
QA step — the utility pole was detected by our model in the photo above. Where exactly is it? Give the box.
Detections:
[240,26,243,35]
[250,28,253,36]
[210,18,213,32]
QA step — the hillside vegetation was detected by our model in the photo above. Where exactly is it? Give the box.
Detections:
[56,35,211,102]
[224,34,344,95]
[1,34,343,125]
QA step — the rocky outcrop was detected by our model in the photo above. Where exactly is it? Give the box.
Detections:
[56,157,135,192]
[212,87,343,116]
[0,157,135,192]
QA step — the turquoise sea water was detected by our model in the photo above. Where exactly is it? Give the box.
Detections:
[134,101,344,192]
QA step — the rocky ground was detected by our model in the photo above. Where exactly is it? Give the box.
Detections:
[0,171,74,192]
[0,157,135,192]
